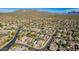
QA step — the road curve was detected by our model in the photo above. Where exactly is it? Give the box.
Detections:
[0,27,21,51]
[16,30,56,51]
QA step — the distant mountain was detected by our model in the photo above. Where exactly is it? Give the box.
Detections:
[12,10,57,18]
[67,11,79,14]
[0,10,57,20]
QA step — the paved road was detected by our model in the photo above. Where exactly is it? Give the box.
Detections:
[16,30,56,51]
[0,27,21,51]
[0,27,56,51]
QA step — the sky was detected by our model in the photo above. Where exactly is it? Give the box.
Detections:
[0,8,78,13]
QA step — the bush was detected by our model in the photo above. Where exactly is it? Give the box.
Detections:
[0,23,3,27]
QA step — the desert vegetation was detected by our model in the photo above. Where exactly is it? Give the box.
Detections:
[0,10,79,51]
